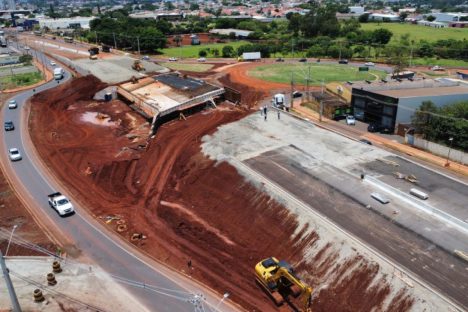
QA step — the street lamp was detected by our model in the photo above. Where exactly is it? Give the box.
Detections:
[445,137,454,166]
[215,292,230,310]
[4,225,18,258]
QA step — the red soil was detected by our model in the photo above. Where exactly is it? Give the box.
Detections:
[29,76,414,311]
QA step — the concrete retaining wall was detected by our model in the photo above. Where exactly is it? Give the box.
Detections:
[410,137,467,165]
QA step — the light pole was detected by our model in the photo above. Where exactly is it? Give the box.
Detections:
[445,137,454,166]
[215,292,230,310]
[4,225,18,258]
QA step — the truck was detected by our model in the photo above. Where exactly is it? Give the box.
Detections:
[53,67,64,80]
[48,192,75,216]
[240,52,261,62]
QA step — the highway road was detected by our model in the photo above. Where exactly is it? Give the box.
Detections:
[1,47,239,312]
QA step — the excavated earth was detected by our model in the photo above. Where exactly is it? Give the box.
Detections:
[29,76,415,311]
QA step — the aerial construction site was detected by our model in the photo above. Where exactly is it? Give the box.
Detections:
[1,33,467,312]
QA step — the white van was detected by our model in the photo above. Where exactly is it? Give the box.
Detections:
[409,188,429,200]
[53,67,64,80]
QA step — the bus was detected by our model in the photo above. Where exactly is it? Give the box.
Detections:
[63,36,74,43]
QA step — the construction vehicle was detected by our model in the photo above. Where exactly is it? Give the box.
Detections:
[255,257,312,312]
[132,60,145,72]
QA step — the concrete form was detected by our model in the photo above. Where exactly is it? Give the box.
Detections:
[118,73,225,131]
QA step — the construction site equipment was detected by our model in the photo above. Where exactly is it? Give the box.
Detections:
[33,289,45,302]
[47,273,57,286]
[255,257,312,311]
[52,261,62,273]
[132,60,145,72]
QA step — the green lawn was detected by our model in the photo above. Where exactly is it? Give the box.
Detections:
[160,41,249,58]
[361,23,468,42]
[411,57,468,67]
[0,71,42,90]
[248,63,387,85]
[160,62,214,72]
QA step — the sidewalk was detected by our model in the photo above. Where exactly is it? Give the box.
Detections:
[293,103,468,176]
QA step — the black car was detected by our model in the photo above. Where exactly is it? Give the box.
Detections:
[338,59,349,64]
[359,139,373,145]
[292,91,303,98]
[299,58,307,62]
[276,57,285,62]
[4,121,14,131]
[367,123,393,133]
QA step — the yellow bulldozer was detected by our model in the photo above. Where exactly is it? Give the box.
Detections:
[255,257,313,312]
[132,60,145,72]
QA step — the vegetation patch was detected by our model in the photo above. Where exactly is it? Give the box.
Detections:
[361,23,468,42]
[0,71,42,89]
[160,62,214,72]
[160,41,248,58]
[248,63,387,85]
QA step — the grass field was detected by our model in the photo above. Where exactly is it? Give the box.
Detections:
[361,23,468,42]
[160,41,249,58]
[411,57,468,67]
[0,71,42,90]
[248,63,387,85]
[160,62,214,72]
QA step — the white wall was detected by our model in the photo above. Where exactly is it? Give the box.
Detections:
[410,136,467,165]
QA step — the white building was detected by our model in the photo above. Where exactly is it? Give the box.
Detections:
[431,12,468,22]
[209,28,252,37]
[349,6,364,14]
[369,13,400,22]
[38,16,96,30]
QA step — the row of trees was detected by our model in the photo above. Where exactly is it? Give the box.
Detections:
[412,101,468,152]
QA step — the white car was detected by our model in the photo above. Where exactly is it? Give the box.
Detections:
[8,99,17,109]
[346,115,356,125]
[365,62,375,67]
[8,148,22,161]
[431,65,445,71]
[50,61,56,66]
[169,57,178,62]
[142,55,150,61]
[197,57,206,62]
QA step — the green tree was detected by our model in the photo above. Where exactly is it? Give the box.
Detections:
[222,45,234,57]
[198,49,207,57]
[412,101,438,139]
[19,54,33,64]
[359,13,370,23]
[372,28,393,45]
[190,3,200,10]
[426,15,436,22]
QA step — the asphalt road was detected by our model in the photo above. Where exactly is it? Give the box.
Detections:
[1,48,237,312]
[245,146,468,310]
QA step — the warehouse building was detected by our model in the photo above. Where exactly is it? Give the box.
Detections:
[351,79,468,132]
[38,16,96,30]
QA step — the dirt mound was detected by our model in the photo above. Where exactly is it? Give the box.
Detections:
[28,76,415,311]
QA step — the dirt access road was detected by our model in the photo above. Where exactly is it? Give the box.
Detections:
[26,75,425,311]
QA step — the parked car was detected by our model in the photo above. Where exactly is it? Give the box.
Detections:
[4,121,14,131]
[8,148,22,161]
[359,139,372,145]
[50,61,56,66]
[168,57,178,62]
[142,55,150,61]
[276,57,284,62]
[298,58,307,62]
[367,123,382,133]
[346,115,356,125]
[8,100,17,109]
[364,62,375,67]
[431,65,445,71]
[197,57,206,62]
[338,59,349,64]
[292,91,302,98]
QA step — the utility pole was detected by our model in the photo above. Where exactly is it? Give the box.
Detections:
[306,64,311,101]
[339,40,342,61]
[137,36,140,55]
[290,71,294,109]
[319,99,323,122]
[409,44,414,67]
[1,251,22,312]
[113,32,117,50]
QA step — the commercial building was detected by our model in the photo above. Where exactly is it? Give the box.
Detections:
[369,13,400,22]
[351,79,468,131]
[431,12,468,23]
[348,6,365,14]
[38,16,96,30]
[209,28,252,37]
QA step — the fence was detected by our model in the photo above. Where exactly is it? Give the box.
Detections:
[408,136,467,165]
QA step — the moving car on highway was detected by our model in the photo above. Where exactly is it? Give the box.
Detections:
[8,148,22,161]
[50,61,56,66]
[48,192,75,216]
[365,62,375,67]
[8,99,17,109]
[169,57,178,62]
[197,57,206,62]
[4,120,14,131]
[338,59,349,64]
